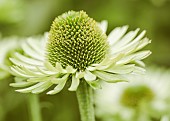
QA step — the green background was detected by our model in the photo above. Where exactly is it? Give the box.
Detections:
[0,0,170,121]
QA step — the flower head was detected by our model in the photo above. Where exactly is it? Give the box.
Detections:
[47,11,108,71]
[10,10,151,95]
[95,67,170,121]
[120,85,154,107]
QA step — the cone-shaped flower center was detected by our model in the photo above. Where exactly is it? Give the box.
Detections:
[120,85,154,107]
[46,11,108,71]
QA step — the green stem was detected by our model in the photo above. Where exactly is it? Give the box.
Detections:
[28,94,42,121]
[76,81,95,121]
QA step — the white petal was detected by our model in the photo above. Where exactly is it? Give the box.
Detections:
[36,66,57,75]
[110,30,148,55]
[10,58,36,69]
[98,20,108,33]
[108,26,128,45]
[93,71,128,83]
[45,62,67,74]
[133,30,146,42]
[44,61,58,72]
[55,62,67,73]
[132,66,146,74]
[22,42,44,61]
[134,60,145,67]
[87,80,101,89]
[76,71,85,79]
[84,70,96,82]
[27,38,45,56]
[10,81,34,87]
[47,80,67,95]
[130,50,152,61]
[94,53,125,70]
[27,76,51,82]
[11,66,34,78]
[111,28,139,48]
[116,50,151,65]
[16,82,47,93]
[104,64,135,74]
[11,60,58,78]
[51,74,69,84]
[99,53,124,66]
[65,65,76,73]
[136,38,151,51]
[68,75,80,91]
[32,81,53,94]
[14,52,43,66]
[86,66,97,71]
[110,38,139,55]
[20,66,45,77]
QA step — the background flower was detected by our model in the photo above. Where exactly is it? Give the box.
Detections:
[0,35,21,80]
[95,66,170,121]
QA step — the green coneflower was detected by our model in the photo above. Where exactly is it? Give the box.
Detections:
[10,11,151,94]
[9,10,151,121]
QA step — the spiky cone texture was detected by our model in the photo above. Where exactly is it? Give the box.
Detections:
[10,11,151,95]
[95,67,170,121]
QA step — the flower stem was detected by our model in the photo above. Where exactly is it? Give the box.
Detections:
[76,81,95,121]
[28,94,42,121]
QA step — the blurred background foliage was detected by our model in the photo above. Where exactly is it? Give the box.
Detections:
[0,0,170,121]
